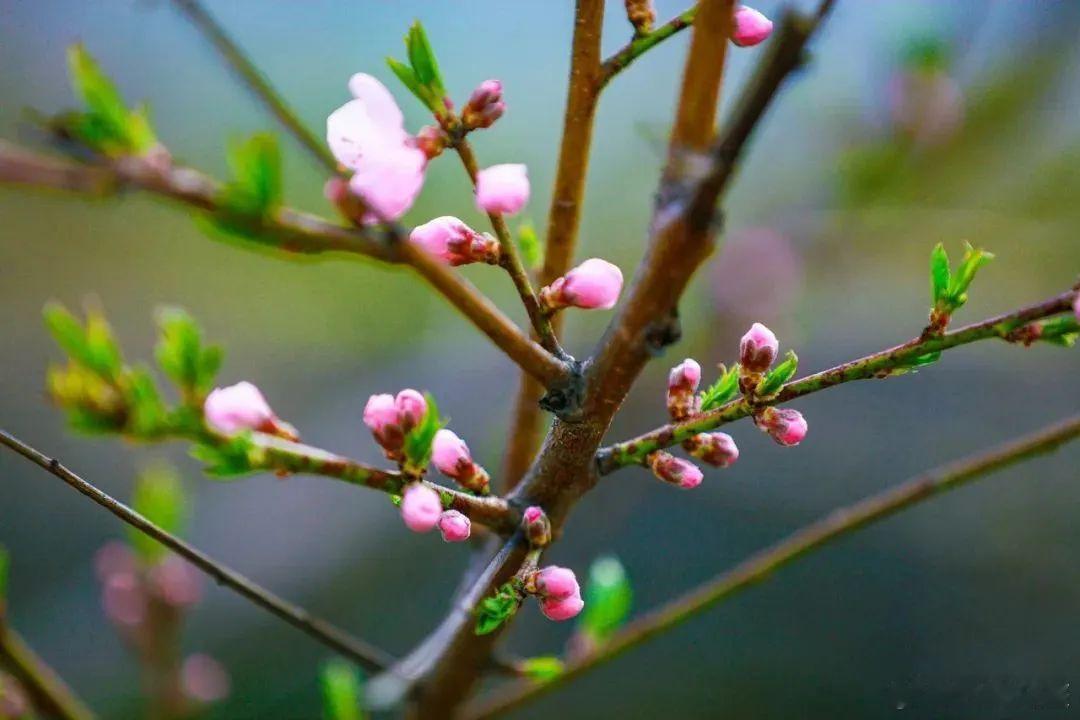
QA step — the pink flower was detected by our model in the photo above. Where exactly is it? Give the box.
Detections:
[204,381,297,440]
[102,572,147,628]
[181,654,231,705]
[394,389,427,432]
[667,358,702,420]
[326,73,427,223]
[532,566,580,600]
[739,322,779,373]
[462,79,506,130]
[400,483,442,533]
[755,407,808,447]
[94,541,136,582]
[432,429,490,494]
[148,554,203,608]
[686,432,740,468]
[437,510,471,543]
[410,216,500,266]
[540,258,624,311]
[523,506,544,525]
[732,6,773,47]
[364,389,427,459]
[648,451,704,489]
[540,592,585,622]
[475,164,530,215]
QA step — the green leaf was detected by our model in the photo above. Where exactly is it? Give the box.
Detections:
[405,21,445,99]
[1037,316,1080,347]
[155,307,222,400]
[222,132,283,217]
[126,103,159,154]
[516,221,542,270]
[402,393,442,472]
[756,350,799,398]
[699,364,740,412]
[475,582,521,635]
[127,464,187,563]
[946,242,994,306]
[385,57,426,107]
[43,303,91,366]
[930,242,951,304]
[84,309,123,379]
[520,656,564,683]
[124,365,168,437]
[579,556,632,644]
[67,44,129,144]
[321,659,366,720]
[190,433,259,478]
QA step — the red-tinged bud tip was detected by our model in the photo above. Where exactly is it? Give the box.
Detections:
[522,505,552,546]
[648,451,704,489]
[437,510,471,542]
[686,432,740,468]
[732,6,773,47]
[755,406,808,446]
[739,322,779,373]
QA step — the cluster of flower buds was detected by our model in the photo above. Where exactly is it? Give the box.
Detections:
[204,381,298,440]
[667,358,702,420]
[683,431,740,468]
[647,451,704,489]
[539,258,624,312]
[94,543,231,707]
[732,6,773,47]
[461,79,506,131]
[736,323,809,446]
[363,389,428,461]
[432,429,491,495]
[624,0,656,35]
[523,505,552,547]
[525,565,584,621]
[410,216,500,267]
[476,163,530,216]
[399,483,472,542]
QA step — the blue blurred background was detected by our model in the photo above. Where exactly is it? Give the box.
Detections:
[2,1,1079,717]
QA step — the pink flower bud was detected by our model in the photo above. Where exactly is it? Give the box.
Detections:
[686,432,740,468]
[739,322,779,373]
[394,389,427,433]
[462,79,506,130]
[410,216,500,266]
[204,382,297,440]
[437,510,471,543]
[94,541,136,582]
[667,358,702,420]
[148,554,203,608]
[522,505,552,546]
[181,654,231,705]
[432,429,490,494]
[531,566,580,600]
[754,406,808,447]
[400,483,442,533]
[364,393,403,456]
[732,5,773,47]
[102,572,147,628]
[475,164,530,215]
[648,451,704,489]
[540,258,624,311]
[540,592,585,622]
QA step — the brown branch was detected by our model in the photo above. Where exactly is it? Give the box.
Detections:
[0,428,395,673]
[0,141,568,387]
[169,0,339,173]
[598,289,1078,472]
[467,414,1080,718]
[0,626,95,720]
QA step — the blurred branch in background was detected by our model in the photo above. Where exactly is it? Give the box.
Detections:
[0,627,95,720]
[469,413,1080,719]
[0,429,395,674]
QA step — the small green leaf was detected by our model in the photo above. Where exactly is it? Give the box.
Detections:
[699,364,740,412]
[402,394,442,472]
[1037,316,1080,347]
[124,365,168,437]
[43,303,91,366]
[579,556,632,644]
[756,350,799,398]
[946,242,994,306]
[222,132,283,217]
[127,464,187,563]
[930,242,950,304]
[475,582,521,635]
[155,307,222,401]
[516,221,542,270]
[385,57,426,106]
[520,656,564,683]
[67,44,129,144]
[84,309,123,379]
[190,433,259,478]
[321,659,366,720]
[405,21,445,98]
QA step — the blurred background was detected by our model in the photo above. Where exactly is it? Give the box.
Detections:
[2,0,1079,717]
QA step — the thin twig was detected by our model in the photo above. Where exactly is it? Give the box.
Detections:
[0,626,96,720]
[600,6,697,87]
[0,429,394,673]
[0,142,568,386]
[598,289,1078,472]
[468,414,1080,718]
[169,0,339,173]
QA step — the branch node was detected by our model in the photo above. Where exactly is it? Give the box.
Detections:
[538,359,587,420]
[643,307,682,356]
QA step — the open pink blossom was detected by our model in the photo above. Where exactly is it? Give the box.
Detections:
[437,510,471,543]
[732,6,773,47]
[400,483,442,533]
[432,429,490,494]
[739,322,779,373]
[540,258,624,311]
[204,381,296,440]
[648,451,704,489]
[410,216,499,266]
[540,592,584,621]
[327,73,427,223]
[475,164,530,215]
[755,407,808,446]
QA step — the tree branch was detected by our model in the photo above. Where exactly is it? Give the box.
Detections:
[600,6,697,87]
[468,413,1080,718]
[598,289,1079,472]
[0,625,95,720]
[0,428,395,673]
[0,141,568,387]
[169,0,339,173]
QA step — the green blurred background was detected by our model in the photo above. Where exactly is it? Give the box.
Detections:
[2,1,1079,717]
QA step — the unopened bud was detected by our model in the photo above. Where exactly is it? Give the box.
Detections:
[624,0,656,34]
[410,216,500,266]
[684,432,739,468]
[204,381,297,440]
[732,5,773,47]
[400,483,442,533]
[462,79,506,130]
[739,323,779,374]
[437,510,471,543]
[432,429,491,495]
[522,505,552,546]
[539,258,624,312]
[648,451,704,489]
[667,358,702,420]
[754,406,808,446]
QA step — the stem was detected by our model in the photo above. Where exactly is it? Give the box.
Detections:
[0,429,395,673]
[0,142,567,386]
[468,414,1080,718]
[0,626,95,720]
[598,289,1078,471]
[169,0,339,173]
[600,7,697,87]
